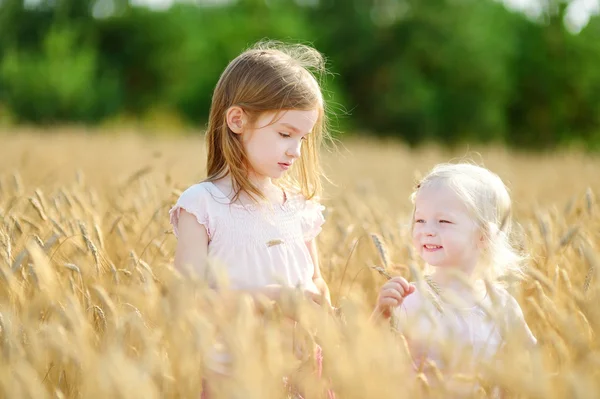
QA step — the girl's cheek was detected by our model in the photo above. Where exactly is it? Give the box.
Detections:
[411,236,420,248]
[412,229,422,242]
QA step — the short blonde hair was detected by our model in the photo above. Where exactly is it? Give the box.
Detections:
[411,163,524,284]
[205,41,329,202]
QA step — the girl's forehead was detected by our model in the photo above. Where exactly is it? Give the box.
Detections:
[416,183,458,200]
[256,108,319,132]
[414,184,469,212]
[277,109,319,128]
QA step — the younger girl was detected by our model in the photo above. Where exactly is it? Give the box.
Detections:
[373,163,537,395]
[169,41,334,396]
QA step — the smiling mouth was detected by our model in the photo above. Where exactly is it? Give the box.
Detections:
[423,244,442,251]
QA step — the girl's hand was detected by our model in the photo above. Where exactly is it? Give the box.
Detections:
[303,289,338,317]
[304,289,331,307]
[374,277,415,319]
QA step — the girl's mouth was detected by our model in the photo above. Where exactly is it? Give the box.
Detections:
[423,244,442,252]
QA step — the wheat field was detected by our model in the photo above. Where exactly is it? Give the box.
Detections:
[0,129,599,398]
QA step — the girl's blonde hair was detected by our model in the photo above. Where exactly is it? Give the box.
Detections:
[205,41,329,202]
[411,163,524,284]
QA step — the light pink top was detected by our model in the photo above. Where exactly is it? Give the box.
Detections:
[394,283,537,398]
[169,182,324,293]
[393,282,536,394]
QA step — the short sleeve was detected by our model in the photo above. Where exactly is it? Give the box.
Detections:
[169,184,213,240]
[300,198,326,241]
[506,295,537,347]
[492,287,537,348]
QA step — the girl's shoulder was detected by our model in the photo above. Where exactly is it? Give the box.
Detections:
[176,182,209,198]
[284,186,326,241]
[176,181,230,206]
[284,186,324,210]
[169,182,227,239]
[486,284,521,310]
[487,284,538,346]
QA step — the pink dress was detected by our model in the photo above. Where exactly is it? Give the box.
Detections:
[169,182,332,397]
[169,181,325,292]
[393,283,537,396]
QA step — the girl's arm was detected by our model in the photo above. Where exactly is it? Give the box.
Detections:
[306,239,332,307]
[174,210,209,275]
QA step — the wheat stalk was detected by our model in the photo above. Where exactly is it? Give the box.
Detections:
[11,248,28,273]
[12,172,23,196]
[28,197,48,221]
[581,248,597,294]
[34,189,49,216]
[1,231,11,264]
[49,217,69,237]
[0,312,11,360]
[78,221,101,275]
[559,226,579,248]
[585,187,594,215]
[370,233,390,269]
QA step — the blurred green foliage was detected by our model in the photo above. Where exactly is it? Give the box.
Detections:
[0,0,599,148]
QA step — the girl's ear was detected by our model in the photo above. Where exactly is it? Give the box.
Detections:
[478,222,496,250]
[226,106,246,134]
[478,230,487,250]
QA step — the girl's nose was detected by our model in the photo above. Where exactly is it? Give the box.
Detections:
[287,140,302,158]
[425,229,437,237]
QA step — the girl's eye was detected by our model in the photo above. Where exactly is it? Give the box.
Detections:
[439,220,452,224]
[279,132,291,138]
[415,219,424,223]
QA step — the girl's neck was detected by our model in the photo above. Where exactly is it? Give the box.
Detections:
[214,174,285,206]
[430,268,488,305]
[246,171,273,193]
[432,266,477,283]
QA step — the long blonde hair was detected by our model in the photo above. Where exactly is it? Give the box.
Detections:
[411,163,524,284]
[204,41,329,202]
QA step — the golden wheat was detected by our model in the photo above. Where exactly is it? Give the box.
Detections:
[0,130,599,398]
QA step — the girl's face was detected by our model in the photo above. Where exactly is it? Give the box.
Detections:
[412,184,483,273]
[241,109,319,184]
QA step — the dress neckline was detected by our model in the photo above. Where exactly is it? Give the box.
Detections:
[207,181,289,211]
